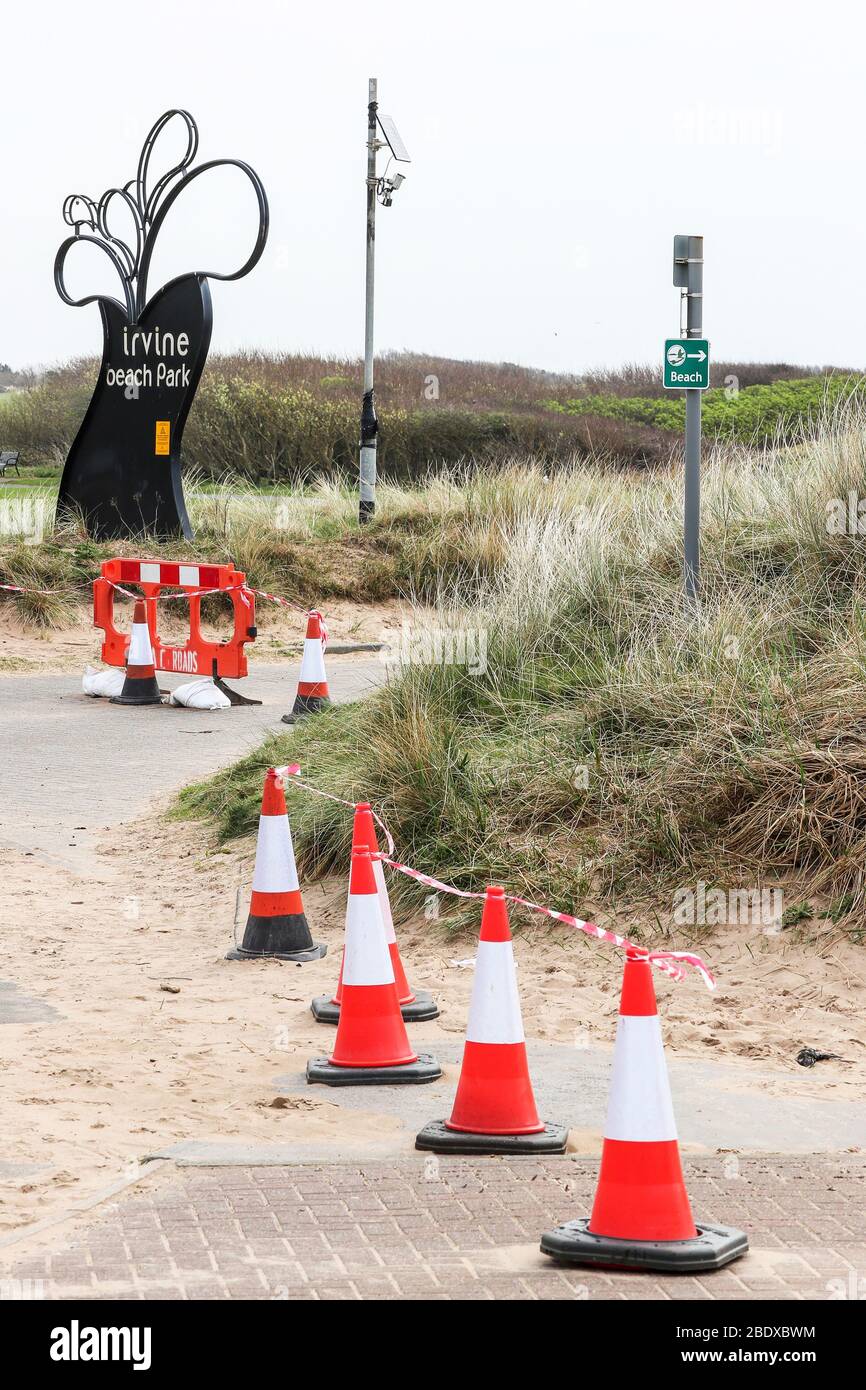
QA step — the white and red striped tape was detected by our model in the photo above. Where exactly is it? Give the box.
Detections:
[3,574,327,642]
[273,764,715,990]
[104,581,325,642]
[1,582,60,595]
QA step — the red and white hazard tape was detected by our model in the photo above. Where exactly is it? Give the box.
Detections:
[0,582,61,596]
[274,764,715,990]
[376,855,714,988]
[106,579,239,603]
[239,591,328,646]
[4,575,327,644]
[244,584,307,615]
[104,581,326,643]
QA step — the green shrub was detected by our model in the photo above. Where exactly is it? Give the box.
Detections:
[3,353,857,477]
[548,375,866,445]
[1,366,672,477]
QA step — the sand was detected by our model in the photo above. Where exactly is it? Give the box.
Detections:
[0,597,410,674]
[0,809,864,1239]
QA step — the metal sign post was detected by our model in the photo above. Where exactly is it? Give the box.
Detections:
[668,235,706,600]
[359,79,410,525]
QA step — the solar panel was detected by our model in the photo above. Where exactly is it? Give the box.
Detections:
[377,113,411,163]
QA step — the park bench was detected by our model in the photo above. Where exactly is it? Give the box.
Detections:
[0,450,21,478]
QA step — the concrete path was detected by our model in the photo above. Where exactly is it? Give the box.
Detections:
[3,1154,864,1300]
[0,657,384,867]
[160,1040,863,1158]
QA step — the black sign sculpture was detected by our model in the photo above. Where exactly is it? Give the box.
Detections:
[55,111,269,538]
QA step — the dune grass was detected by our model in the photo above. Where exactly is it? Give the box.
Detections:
[0,464,568,625]
[175,403,866,934]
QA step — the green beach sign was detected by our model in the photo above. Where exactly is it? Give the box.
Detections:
[663,338,710,391]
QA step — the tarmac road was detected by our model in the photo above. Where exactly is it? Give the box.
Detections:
[0,657,385,869]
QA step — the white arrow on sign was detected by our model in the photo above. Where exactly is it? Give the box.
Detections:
[687,350,707,361]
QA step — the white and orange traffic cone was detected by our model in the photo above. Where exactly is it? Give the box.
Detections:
[415,885,567,1154]
[311,802,439,1023]
[306,848,441,1085]
[226,767,326,962]
[281,611,330,723]
[111,599,162,705]
[541,949,748,1271]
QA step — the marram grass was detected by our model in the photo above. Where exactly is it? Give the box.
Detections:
[176,404,866,931]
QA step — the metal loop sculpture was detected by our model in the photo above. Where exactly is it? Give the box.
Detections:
[55,110,269,539]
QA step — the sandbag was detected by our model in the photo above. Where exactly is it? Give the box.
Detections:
[82,664,125,698]
[169,678,231,710]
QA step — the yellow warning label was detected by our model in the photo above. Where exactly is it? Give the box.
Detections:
[155,420,171,456]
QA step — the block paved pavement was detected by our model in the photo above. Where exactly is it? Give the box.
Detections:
[2,1154,864,1301]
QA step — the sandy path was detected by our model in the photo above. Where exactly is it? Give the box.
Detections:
[0,599,409,676]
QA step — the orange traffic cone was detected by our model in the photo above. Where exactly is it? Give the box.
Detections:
[281,611,330,723]
[311,802,439,1023]
[541,949,748,1271]
[226,768,326,962]
[306,849,441,1085]
[111,599,162,705]
[415,885,566,1153]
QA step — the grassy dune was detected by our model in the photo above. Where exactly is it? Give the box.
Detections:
[174,402,866,934]
[0,467,558,624]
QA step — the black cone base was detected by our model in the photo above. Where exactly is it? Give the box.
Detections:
[111,675,163,705]
[282,694,330,725]
[227,942,327,962]
[540,1218,749,1272]
[306,1052,442,1086]
[311,989,440,1024]
[415,1119,569,1155]
[226,912,327,962]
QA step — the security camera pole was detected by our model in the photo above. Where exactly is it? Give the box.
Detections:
[359,79,379,525]
[359,79,410,524]
[665,235,709,601]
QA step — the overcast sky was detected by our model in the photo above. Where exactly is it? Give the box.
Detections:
[2,0,862,376]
